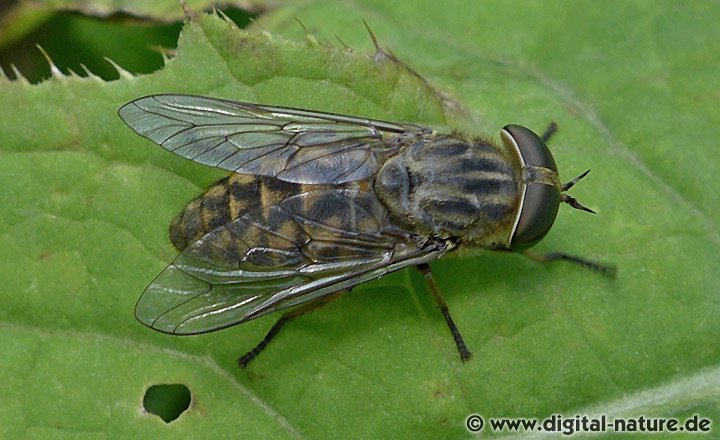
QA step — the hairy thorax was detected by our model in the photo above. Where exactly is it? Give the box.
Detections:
[374,136,520,249]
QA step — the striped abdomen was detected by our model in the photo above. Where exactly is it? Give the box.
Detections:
[169,174,307,251]
[374,135,520,247]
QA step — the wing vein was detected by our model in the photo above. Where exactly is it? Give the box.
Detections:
[119,94,426,185]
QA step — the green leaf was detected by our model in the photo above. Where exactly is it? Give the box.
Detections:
[1,1,719,439]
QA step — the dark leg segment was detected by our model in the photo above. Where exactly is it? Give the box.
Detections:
[238,292,343,368]
[418,263,472,362]
[523,250,617,277]
[541,122,558,142]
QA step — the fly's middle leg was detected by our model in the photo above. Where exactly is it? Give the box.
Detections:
[238,292,343,368]
[417,263,472,362]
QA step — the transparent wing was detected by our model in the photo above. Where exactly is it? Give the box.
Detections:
[135,188,448,335]
[118,94,430,184]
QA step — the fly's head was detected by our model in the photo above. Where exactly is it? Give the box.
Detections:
[501,124,595,251]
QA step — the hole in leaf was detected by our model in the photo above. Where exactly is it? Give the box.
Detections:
[143,384,191,423]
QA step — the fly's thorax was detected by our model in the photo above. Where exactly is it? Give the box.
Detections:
[374,135,520,248]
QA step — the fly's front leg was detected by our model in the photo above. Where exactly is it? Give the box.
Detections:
[238,292,343,368]
[540,121,558,142]
[523,250,617,277]
[417,263,472,362]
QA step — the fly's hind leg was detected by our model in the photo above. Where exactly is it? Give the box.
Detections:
[523,251,617,277]
[418,263,472,362]
[238,292,343,368]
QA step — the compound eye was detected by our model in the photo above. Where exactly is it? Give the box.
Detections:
[510,183,561,250]
[501,124,558,172]
[501,125,561,250]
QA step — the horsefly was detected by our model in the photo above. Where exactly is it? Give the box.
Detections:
[118,94,615,367]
